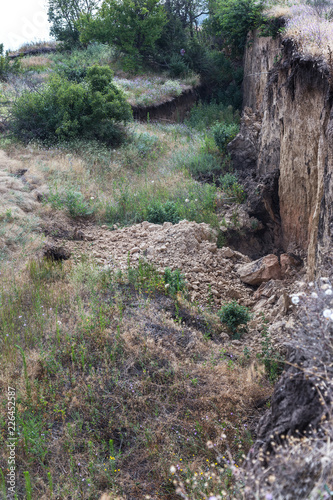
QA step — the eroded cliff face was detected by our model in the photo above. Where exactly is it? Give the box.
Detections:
[230,31,333,277]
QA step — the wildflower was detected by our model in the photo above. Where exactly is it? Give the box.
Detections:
[90,197,95,200]
[185,198,189,203]
[291,295,300,305]
[170,465,176,474]
[323,309,332,319]
[57,321,61,325]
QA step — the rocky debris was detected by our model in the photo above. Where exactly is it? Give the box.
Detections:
[280,253,303,277]
[61,220,255,308]
[237,254,282,285]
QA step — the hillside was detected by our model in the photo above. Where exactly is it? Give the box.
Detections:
[0,0,333,499]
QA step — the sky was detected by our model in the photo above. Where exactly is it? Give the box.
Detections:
[0,0,52,51]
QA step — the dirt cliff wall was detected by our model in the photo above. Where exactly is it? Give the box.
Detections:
[232,31,333,277]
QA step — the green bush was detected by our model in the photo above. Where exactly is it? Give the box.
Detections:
[212,122,239,154]
[65,191,95,218]
[0,44,21,81]
[186,101,240,131]
[186,151,222,181]
[146,201,181,225]
[164,268,186,296]
[183,43,243,106]
[168,55,190,78]
[219,173,246,203]
[218,300,251,337]
[48,188,95,218]
[11,65,132,144]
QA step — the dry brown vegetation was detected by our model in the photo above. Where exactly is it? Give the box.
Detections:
[0,254,272,499]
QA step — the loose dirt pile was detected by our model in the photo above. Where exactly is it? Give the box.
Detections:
[63,219,256,308]
[52,218,305,354]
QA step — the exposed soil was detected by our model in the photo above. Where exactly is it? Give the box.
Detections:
[132,87,199,122]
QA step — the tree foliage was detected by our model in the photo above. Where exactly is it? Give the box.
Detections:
[208,0,264,56]
[48,0,101,47]
[80,0,167,69]
[11,65,132,144]
[164,0,209,34]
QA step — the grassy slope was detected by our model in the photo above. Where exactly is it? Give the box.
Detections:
[0,48,274,500]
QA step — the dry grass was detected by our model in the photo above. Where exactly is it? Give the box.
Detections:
[0,257,271,499]
[8,40,57,56]
[266,0,333,60]
[20,56,53,71]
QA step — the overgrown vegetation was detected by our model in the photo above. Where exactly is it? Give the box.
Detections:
[0,256,269,499]
[10,65,132,144]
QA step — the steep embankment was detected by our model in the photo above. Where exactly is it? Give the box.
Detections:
[230,30,333,279]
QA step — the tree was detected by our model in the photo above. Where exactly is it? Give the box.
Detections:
[208,0,264,56]
[48,0,101,47]
[164,0,209,36]
[79,0,167,68]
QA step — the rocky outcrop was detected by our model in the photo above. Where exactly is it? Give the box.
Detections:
[230,31,333,279]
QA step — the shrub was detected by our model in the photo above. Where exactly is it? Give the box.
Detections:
[218,300,251,336]
[186,151,222,181]
[0,44,21,81]
[56,65,88,83]
[186,101,240,131]
[65,191,95,218]
[48,188,95,218]
[219,172,246,203]
[11,65,132,144]
[146,200,181,225]
[168,55,190,78]
[212,122,239,154]
[164,268,186,296]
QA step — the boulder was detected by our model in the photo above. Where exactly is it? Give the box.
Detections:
[237,254,281,286]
